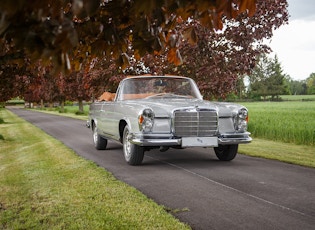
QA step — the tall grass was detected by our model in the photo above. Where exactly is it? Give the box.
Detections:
[242,101,315,146]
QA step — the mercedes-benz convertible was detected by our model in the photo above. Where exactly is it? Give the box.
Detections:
[87,75,251,165]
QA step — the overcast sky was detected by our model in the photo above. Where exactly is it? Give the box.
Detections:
[268,0,315,80]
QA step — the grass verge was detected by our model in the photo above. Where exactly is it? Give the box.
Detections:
[0,109,190,229]
[239,138,315,168]
[28,106,88,121]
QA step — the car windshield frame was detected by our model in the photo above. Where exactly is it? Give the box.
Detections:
[116,76,203,101]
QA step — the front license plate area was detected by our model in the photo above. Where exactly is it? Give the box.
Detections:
[181,137,218,147]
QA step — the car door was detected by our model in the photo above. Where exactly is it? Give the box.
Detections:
[98,101,117,139]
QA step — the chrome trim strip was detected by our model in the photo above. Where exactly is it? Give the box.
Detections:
[130,138,181,146]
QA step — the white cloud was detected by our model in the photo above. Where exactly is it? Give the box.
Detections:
[268,0,315,80]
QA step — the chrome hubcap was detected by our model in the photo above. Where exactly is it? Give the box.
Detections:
[93,127,98,144]
[124,129,131,160]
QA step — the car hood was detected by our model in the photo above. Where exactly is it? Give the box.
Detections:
[122,98,244,118]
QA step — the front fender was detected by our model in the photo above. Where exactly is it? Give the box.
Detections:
[118,116,140,142]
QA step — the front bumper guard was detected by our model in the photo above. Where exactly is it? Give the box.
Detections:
[218,132,252,145]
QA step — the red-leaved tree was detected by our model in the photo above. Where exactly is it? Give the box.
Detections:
[125,0,288,99]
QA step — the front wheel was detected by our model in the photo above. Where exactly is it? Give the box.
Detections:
[123,126,144,165]
[93,124,107,150]
[214,144,238,161]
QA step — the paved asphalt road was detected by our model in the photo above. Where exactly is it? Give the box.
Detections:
[9,108,315,230]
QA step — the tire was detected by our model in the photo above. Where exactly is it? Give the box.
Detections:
[123,126,144,165]
[214,144,238,161]
[93,124,107,150]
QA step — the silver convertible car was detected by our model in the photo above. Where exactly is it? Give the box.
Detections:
[87,76,251,165]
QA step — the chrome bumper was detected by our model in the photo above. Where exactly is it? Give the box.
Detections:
[129,132,252,147]
[218,132,252,145]
[129,133,181,146]
[130,138,182,146]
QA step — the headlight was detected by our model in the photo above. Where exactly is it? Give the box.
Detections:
[238,108,248,120]
[235,108,248,132]
[138,108,155,133]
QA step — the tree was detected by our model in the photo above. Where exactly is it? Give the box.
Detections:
[0,0,289,102]
[0,63,32,104]
[64,71,89,113]
[84,56,122,100]
[296,80,307,95]
[122,0,288,99]
[248,54,288,100]
[306,73,315,95]
[0,0,257,72]
[284,77,307,95]
[0,37,33,104]
[0,68,15,103]
[266,55,289,100]
[248,54,269,99]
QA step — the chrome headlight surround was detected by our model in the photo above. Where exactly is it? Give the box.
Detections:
[138,108,155,133]
[235,108,248,132]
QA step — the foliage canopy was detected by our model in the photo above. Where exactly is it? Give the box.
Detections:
[0,0,257,70]
[0,0,290,102]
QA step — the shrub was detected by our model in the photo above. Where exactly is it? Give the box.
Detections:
[65,100,74,106]
[59,108,68,113]
[75,111,85,115]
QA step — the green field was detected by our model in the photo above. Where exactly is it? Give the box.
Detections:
[241,101,315,146]
[279,95,315,101]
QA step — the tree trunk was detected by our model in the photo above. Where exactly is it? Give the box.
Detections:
[78,99,84,114]
[60,100,65,113]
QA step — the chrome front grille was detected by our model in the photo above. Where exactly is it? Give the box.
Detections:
[173,109,218,137]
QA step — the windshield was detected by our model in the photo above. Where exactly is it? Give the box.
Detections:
[117,77,203,101]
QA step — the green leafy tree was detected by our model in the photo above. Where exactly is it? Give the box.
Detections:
[285,77,307,95]
[248,54,269,100]
[248,54,288,100]
[306,73,315,95]
[267,55,289,100]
